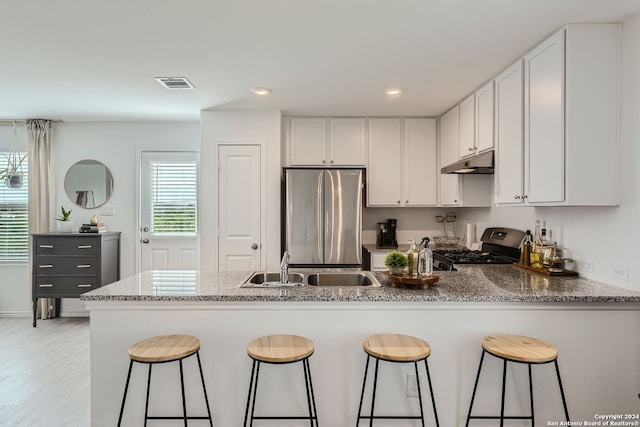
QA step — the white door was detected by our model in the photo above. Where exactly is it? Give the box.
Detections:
[139,151,199,272]
[217,144,262,271]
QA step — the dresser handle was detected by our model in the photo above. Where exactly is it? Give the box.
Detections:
[39,264,53,268]
[39,245,54,248]
[39,284,53,288]
[77,264,92,268]
[78,245,93,249]
[77,284,93,288]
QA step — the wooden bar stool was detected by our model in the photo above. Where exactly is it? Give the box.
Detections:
[117,334,213,426]
[466,334,570,426]
[243,334,318,426]
[356,333,440,426]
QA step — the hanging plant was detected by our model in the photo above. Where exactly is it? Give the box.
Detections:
[0,122,27,188]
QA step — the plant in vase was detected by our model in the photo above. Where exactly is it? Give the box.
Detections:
[384,251,408,275]
[56,206,74,232]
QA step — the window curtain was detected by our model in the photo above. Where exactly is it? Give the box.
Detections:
[27,119,55,320]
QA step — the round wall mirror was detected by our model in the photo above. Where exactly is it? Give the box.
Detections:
[64,160,114,208]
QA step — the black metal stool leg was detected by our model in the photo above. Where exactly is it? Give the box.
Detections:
[249,361,261,426]
[424,359,440,427]
[179,359,188,427]
[499,359,507,427]
[414,362,426,427]
[369,358,380,427]
[554,359,570,422]
[243,359,257,427]
[465,349,486,427]
[117,359,134,427]
[144,363,153,427]
[196,351,214,426]
[356,355,371,426]
[302,358,315,427]
[304,358,319,426]
[528,363,534,426]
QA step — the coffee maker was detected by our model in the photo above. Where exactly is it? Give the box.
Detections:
[376,219,398,249]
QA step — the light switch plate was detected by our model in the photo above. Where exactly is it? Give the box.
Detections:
[610,264,629,281]
[101,205,115,216]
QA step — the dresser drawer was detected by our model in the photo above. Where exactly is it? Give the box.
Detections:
[34,236,99,256]
[35,256,98,275]
[35,276,99,296]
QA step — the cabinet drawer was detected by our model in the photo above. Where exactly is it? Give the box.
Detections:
[35,276,99,296]
[34,237,99,256]
[35,256,98,275]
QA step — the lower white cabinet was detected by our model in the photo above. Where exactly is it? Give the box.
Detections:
[367,118,437,207]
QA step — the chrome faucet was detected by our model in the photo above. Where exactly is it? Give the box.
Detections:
[280,251,290,283]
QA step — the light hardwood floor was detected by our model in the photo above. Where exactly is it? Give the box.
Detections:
[0,317,90,427]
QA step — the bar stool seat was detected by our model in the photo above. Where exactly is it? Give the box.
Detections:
[244,334,318,426]
[466,334,569,426]
[117,334,213,426]
[357,334,440,426]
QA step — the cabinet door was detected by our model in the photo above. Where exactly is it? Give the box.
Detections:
[439,106,461,206]
[524,29,565,204]
[404,119,437,206]
[459,94,476,158]
[475,80,494,153]
[367,119,402,206]
[494,60,525,205]
[328,118,366,166]
[290,118,327,166]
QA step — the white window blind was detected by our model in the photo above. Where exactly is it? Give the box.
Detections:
[0,152,28,262]
[149,159,197,236]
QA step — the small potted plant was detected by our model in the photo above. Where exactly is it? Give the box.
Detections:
[0,151,27,189]
[56,206,74,232]
[384,251,408,275]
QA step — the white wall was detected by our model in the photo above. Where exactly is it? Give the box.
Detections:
[200,110,282,271]
[457,14,640,291]
[0,121,200,316]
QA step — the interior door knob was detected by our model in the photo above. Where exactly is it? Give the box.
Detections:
[251,243,259,250]
[142,227,149,232]
[142,238,149,244]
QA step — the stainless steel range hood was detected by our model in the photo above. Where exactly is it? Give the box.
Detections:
[441,150,494,174]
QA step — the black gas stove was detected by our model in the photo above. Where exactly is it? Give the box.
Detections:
[432,227,525,271]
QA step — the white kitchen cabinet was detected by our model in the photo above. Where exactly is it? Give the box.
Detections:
[367,119,403,206]
[475,80,494,154]
[370,252,388,272]
[288,118,366,166]
[458,94,475,158]
[439,106,492,207]
[496,24,619,206]
[367,118,437,207]
[494,60,525,205]
[439,106,461,206]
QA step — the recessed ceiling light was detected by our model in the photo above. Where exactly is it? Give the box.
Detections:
[252,87,273,96]
[385,88,402,96]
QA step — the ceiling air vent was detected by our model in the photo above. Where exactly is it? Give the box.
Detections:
[154,77,195,90]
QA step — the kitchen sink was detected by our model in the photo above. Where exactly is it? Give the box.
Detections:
[306,272,380,287]
[241,271,305,287]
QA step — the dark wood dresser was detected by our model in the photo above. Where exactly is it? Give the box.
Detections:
[32,232,121,327]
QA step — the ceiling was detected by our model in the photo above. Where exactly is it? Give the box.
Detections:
[1,0,639,122]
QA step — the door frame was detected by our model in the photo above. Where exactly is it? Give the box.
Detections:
[206,140,267,271]
[135,148,200,273]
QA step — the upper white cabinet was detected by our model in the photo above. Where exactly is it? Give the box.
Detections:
[494,60,525,205]
[368,118,437,207]
[288,118,366,166]
[458,94,475,158]
[495,24,619,206]
[458,82,495,159]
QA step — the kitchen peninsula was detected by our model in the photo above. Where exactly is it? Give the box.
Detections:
[83,266,640,426]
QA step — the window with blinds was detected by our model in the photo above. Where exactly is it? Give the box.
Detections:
[0,152,28,262]
[149,159,197,236]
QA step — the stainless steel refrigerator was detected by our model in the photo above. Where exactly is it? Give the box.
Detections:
[284,168,363,267]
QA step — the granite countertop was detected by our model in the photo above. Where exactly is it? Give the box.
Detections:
[81,265,640,303]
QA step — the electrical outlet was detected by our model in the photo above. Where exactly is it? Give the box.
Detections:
[610,264,629,281]
[406,373,423,397]
[101,205,115,216]
[576,259,593,273]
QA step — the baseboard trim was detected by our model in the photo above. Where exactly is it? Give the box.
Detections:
[0,311,31,317]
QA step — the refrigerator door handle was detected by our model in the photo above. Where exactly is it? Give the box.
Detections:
[324,170,334,264]
[316,171,324,262]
